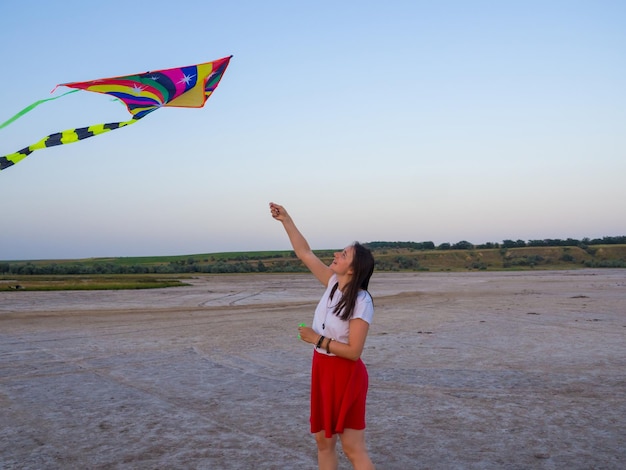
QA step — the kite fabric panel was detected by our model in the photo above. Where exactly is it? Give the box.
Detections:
[0,55,232,171]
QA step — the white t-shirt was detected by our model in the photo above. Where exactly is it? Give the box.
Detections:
[311,274,374,356]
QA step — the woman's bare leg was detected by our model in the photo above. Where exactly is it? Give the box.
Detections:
[339,428,374,470]
[314,431,338,470]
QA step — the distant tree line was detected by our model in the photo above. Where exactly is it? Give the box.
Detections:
[2,236,624,275]
[367,236,626,251]
[0,260,309,276]
[365,241,436,250]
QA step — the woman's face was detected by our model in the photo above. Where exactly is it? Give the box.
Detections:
[330,246,354,276]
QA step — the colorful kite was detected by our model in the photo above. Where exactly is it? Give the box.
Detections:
[0,56,232,171]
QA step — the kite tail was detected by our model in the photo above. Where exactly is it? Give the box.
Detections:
[0,118,140,171]
[0,90,80,130]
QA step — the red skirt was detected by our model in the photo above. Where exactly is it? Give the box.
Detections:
[310,350,369,438]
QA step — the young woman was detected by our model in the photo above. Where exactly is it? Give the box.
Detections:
[270,202,376,470]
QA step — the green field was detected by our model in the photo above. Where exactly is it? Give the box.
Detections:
[1,242,625,291]
[0,275,192,291]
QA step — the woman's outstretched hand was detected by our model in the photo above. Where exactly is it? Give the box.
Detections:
[269,202,288,222]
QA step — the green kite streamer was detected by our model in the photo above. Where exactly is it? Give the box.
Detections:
[0,90,80,130]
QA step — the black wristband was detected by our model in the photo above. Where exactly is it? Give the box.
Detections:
[326,338,333,354]
[316,335,325,349]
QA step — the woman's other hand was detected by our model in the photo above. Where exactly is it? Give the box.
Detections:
[298,325,319,345]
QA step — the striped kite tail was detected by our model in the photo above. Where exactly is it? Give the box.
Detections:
[0,118,140,171]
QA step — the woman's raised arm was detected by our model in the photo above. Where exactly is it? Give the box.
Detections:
[269,202,332,286]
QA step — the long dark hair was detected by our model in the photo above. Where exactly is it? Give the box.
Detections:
[331,242,375,321]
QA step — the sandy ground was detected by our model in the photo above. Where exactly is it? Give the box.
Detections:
[0,270,625,469]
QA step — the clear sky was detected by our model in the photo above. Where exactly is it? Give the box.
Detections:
[1,0,624,260]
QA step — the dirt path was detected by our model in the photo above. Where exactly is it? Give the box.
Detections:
[1,270,625,469]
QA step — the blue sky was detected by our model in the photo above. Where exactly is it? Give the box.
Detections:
[1,0,624,260]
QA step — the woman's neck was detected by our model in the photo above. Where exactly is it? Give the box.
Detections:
[335,273,352,291]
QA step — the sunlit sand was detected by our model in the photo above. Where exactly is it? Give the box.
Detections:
[1,270,624,469]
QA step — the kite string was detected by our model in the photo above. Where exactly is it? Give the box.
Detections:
[0,89,80,131]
